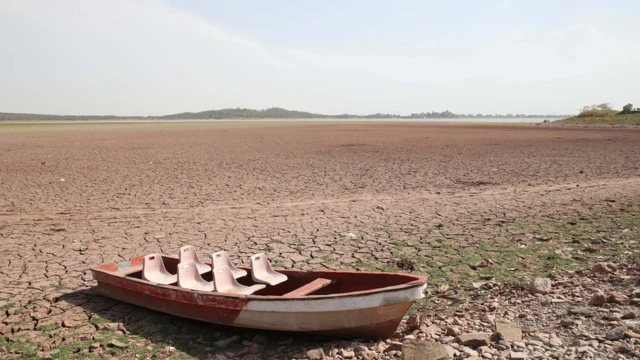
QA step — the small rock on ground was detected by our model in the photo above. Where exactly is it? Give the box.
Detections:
[458,333,491,347]
[605,325,628,341]
[307,347,325,360]
[402,339,450,360]
[107,340,127,349]
[495,320,522,342]
[510,351,528,360]
[529,277,552,294]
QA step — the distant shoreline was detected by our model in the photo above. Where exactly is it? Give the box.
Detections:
[0,117,562,125]
[0,107,571,122]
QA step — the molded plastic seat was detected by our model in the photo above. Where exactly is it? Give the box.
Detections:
[212,251,247,279]
[213,266,265,295]
[250,253,288,286]
[177,261,214,291]
[179,245,212,274]
[142,254,177,285]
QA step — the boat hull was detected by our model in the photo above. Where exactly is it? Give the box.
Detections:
[92,257,427,338]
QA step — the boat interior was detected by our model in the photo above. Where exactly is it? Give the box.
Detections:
[95,245,425,297]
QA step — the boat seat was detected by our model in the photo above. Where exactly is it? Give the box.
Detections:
[179,245,212,274]
[212,251,247,279]
[250,253,288,286]
[283,278,332,298]
[213,266,265,295]
[177,261,214,291]
[142,254,177,285]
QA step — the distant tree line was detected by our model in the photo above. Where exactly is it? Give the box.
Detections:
[403,111,565,118]
[0,113,144,121]
[0,107,571,121]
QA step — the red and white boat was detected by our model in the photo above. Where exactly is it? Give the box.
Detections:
[91,251,427,338]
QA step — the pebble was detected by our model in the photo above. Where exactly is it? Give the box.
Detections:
[509,351,529,359]
[445,326,461,336]
[359,350,377,360]
[461,347,479,357]
[306,348,325,360]
[622,312,636,320]
[606,325,628,341]
[578,346,594,354]
[560,319,580,327]
[568,307,595,317]
[107,340,127,349]
[526,340,544,347]
[591,262,617,274]
[481,314,495,323]
[625,330,640,339]
[458,333,491,347]
[529,278,552,294]
[605,313,623,321]
[440,336,455,343]
[353,345,368,353]
[406,314,420,329]
[402,339,449,360]
[444,345,460,358]
[589,291,607,306]
[548,337,563,347]
[339,349,355,359]
[496,320,522,342]
[385,341,403,352]
[215,335,240,348]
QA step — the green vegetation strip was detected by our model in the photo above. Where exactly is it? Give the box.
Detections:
[361,208,639,292]
[556,114,640,125]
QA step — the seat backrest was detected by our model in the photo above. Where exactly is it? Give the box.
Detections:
[251,253,272,273]
[177,261,199,288]
[212,266,237,292]
[143,254,169,280]
[212,251,232,269]
[179,245,198,263]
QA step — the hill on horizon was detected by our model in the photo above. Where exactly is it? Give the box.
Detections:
[159,107,330,119]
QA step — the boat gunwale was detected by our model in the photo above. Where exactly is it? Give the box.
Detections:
[91,256,427,302]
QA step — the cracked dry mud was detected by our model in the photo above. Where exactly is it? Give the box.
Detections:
[1,123,639,359]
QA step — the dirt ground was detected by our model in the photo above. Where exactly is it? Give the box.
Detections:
[1,122,640,359]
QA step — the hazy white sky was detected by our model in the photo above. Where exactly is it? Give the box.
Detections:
[1,0,639,116]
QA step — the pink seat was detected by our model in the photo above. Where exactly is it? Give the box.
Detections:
[213,266,265,295]
[177,261,214,291]
[212,251,247,279]
[250,253,287,286]
[179,245,212,274]
[142,254,177,285]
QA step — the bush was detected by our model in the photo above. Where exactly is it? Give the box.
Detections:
[618,103,634,115]
[577,109,617,118]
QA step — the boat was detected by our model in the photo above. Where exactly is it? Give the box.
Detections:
[90,250,427,338]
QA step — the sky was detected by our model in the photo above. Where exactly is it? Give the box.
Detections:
[1,0,639,116]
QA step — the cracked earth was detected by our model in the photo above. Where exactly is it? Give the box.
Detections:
[0,123,639,359]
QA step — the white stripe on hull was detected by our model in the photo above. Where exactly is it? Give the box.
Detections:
[234,302,412,332]
[243,284,426,312]
[233,284,426,332]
